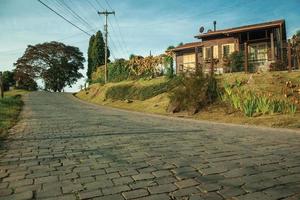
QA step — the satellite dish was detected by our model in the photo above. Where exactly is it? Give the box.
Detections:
[207,29,213,33]
[199,26,205,33]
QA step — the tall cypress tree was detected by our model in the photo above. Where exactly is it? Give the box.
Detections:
[86,31,110,81]
[87,35,95,80]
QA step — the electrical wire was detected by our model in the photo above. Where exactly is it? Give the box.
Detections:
[37,0,92,36]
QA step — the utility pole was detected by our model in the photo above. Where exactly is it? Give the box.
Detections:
[98,10,115,84]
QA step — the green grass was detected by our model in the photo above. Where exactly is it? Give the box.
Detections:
[0,90,28,138]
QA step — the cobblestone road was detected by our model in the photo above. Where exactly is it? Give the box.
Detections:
[1,92,300,200]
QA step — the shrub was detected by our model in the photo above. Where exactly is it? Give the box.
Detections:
[168,71,218,114]
[105,79,176,101]
[108,59,131,82]
[226,51,244,72]
[269,60,286,71]
[163,56,174,79]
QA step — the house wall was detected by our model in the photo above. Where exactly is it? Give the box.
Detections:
[201,37,238,73]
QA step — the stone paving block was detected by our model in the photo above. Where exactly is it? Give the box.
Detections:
[79,169,106,177]
[122,189,149,199]
[152,170,172,178]
[135,193,170,200]
[154,176,177,185]
[199,167,228,175]
[235,192,273,200]
[197,183,221,193]
[148,183,177,194]
[0,190,33,200]
[85,179,114,190]
[175,179,199,188]
[113,176,134,185]
[42,194,77,200]
[170,186,201,198]
[0,182,9,189]
[132,173,155,181]
[129,180,157,190]
[14,184,41,193]
[172,167,196,174]
[218,187,246,199]
[96,172,120,181]
[0,188,13,196]
[120,169,139,176]
[94,194,124,200]
[9,178,33,188]
[35,176,58,184]
[102,185,131,195]
[79,189,103,199]
[189,192,223,200]
[74,176,95,184]
[62,183,83,193]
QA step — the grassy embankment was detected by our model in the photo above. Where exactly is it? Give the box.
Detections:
[76,71,300,129]
[0,90,28,137]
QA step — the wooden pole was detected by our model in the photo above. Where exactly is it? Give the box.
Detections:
[287,41,292,72]
[0,72,3,99]
[195,47,199,73]
[270,32,275,61]
[244,42,248,73]
[210,46,214,75]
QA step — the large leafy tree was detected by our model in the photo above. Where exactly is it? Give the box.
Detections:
[14,41,85,92]
[2,71,15,91]
[86,31,110,81]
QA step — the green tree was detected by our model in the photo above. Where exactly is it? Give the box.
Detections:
[14,71,37,91]
[87,31,110,81]
[2,71,15,91]
[14,41,85,92]
[87,35,95,80]
[167,45,175,50]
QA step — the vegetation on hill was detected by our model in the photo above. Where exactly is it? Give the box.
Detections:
[77,71,300,129]
[0,90,28,138]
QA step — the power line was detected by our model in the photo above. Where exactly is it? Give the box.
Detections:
[101,0,130,56]
[37,0,92,36]
[104,0,113,10]
[55,0,94,31]
[107,19,129,57]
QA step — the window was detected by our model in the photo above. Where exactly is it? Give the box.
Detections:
[249,43,267,61]
[183,53,196,69]
[222,44,235,58]
[204,46,218,59]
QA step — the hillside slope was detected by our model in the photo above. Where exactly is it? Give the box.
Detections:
[76,71,300,129]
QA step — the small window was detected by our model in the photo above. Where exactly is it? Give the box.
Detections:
[222,44,235,58]
[204,46,218,59]
[204,47,211,60]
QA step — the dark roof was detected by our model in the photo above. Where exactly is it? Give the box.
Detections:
[169,41,203,52]
[195,19,285,39]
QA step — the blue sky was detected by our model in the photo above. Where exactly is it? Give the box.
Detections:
[1,0,300,91]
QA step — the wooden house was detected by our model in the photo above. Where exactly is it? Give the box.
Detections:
[170,19,287,74]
